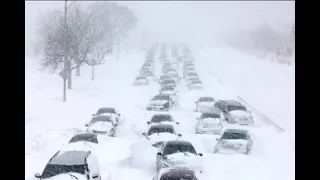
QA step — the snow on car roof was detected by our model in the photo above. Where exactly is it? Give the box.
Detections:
[49,151,90,165]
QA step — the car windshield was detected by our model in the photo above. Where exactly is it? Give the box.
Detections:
[201,113,220,119]
[89,116,112,125]
[160,172,195,180]
[228,105,247,111]
[97,108,116,115]
[152,95,169,101]
[151,115,173,123]
[222,132,247,140]
[191,81,201,84]
[163,80,175,84]
[69,134,98,144]
[164,143,197,155]
[147,126,174,136]
[41,164,86,179]
[199,97,214,102]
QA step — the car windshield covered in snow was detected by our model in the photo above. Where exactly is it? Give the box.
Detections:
[90,116,112,125]
[163,80,176,84]
[147,125,175,136]
[161,87,175,92]
[136,76,147,80]
[41,151,89,179]
[163,141,197,155]
[201,113,220,119]
[221,131,247,140]
[152,95,170,101]
[160,169,196,180]
[227,105,247,112]
[199,97,214,102]
[69,133,98,144]
[96,108,116,115]
[151,115,173,123]
[190,80,202,84]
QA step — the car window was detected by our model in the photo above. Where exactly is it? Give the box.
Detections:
[222,132,247,140]
[151,116,173,123]
[147,126,175,136]
[97,108,116,115]
[69,134,98,144]
[41,164,86,179]
[163,143,197,155]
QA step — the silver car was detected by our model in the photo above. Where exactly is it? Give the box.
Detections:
[214,100,254,125]
[214,129,253,155]
[195,112,223,135]
[195,97,215,112]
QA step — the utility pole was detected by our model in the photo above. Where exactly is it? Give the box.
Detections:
[63,0,68,102]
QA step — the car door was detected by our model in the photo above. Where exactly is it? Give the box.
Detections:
[87,155,101,180]
[156,143,165,166]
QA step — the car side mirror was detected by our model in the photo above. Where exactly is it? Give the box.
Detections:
[34,173,41,178]
[92,173,99,179]
[196,117,200,120]
[114,124,117,127]
[195,101,198,103]
[157,152,162,156]
[176,122,179,125]
[92,114,95,116]
[147,121,151,124]
[118,113,121,116]
[198,153,203,156]
[178,134,182,137]
[142,132,146,136]
[216,138,220,141]
[85,124,89,127]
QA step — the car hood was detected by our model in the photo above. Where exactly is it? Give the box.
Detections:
[62,141,97,152]
[164,152,201,169]
[43,173,87,180]
[197,102,215,107]
[88,122,113,132]
[147,133,178,144]
[160,91,175,95]
[149,100,168,105]
[217,140,248,153]
[198,118,221,127]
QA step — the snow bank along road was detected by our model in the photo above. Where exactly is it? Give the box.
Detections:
[25,45,294,180]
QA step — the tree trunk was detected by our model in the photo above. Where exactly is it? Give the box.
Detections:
[63,78,67,102]
[67,71,72,89]
[76,66,80,76]
[91,65,95,81]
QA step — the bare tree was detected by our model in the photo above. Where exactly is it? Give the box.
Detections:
[86,45,109,81]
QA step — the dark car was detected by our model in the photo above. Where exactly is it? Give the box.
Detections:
[153,168,198,180]
[34,151,101,180]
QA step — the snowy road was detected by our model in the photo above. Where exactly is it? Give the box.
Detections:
[25,48,294,180]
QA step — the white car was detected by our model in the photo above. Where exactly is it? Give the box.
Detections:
[224,109,254,125]
[159,87,178,104]
[188,80,204,90]
[142,124,181,147]
[93,107,121,124]
[34,150,102,180]
[195,97,215,112]
[146,94,173,111]
[85,116,117,136]
[133,76,149,86]
[214,129,253,155]
[195,112,223,135]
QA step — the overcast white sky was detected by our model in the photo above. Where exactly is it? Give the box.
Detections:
[26,1,295,47]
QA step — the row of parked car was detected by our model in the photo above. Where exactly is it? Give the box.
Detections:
[34,107,122,180]
[143,44,255,180]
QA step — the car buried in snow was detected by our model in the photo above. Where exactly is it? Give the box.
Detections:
[146,94,174,111]
[142,124,181,147]
[195,111,223,135]
[156,140,203,173]
[214,129,253,155]
[159,87,178,104]
[133,76,149,86]
[188,80,204,90]
[92,107,121,124]
[153,167,198,180]
[34,150,102,180]
[147,114,180,126]
[161,79,177,89]
[85,116,117,137]
[195,97,215,112]
[213,100,254,125]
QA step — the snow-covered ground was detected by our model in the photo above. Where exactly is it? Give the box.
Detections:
[26,46,294,180]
